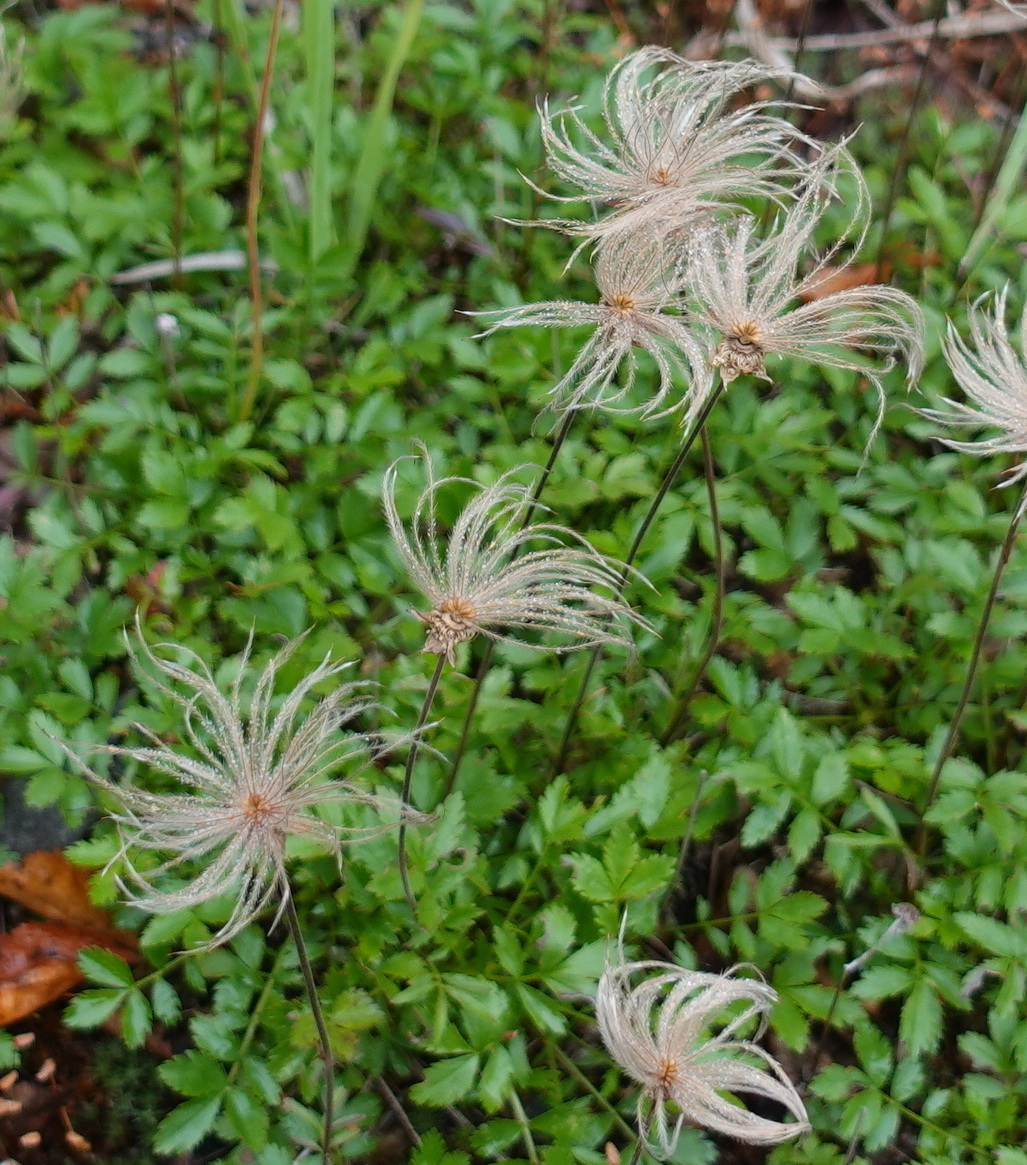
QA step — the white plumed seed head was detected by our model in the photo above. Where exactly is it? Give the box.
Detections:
[383,450,651,666]
[68,627,420,948]
[922,288,1027,488]
[476,229,712,423]
[685,149,925,437]
[533,48,820,242]
[597,950,809,1158]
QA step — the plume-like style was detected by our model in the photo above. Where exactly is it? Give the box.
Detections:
[70,629,418,947]
[533,48,818,241]
[597,949,809,1157]
[383,451,650,666]
[476,230,711,422]
[922,288,1027,487]
[684,151,924,435]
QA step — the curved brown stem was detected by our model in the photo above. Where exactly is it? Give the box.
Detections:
[238,0,284,424]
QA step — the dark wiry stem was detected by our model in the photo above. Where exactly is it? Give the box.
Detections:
[660,426,724,746]
[399,655,447,913]
[552,379,725,773]
[915,484,1027,857]
[444,409,576,795]
[873,0,946,281]
[284,888,334,1164]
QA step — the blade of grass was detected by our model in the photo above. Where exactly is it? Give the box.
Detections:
[959,92,1027,279]
[305,0,336,262]
[341,0,424,279]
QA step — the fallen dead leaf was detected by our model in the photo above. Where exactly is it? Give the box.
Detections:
[0,923,90,1026]
[0,852,140,1026]
[798,262,892,302]
[0,851,116,934]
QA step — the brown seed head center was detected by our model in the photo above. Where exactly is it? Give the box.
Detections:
[421,597,480,664]
[604,292,636,314]
[711,322,771,384]
[240,792,274,821]
[654,1057,680,1091]
[651,166,672,186]
[730,321,764,348]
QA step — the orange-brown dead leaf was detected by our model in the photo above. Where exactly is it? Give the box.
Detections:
[799,262,891,302]
[0,851,116,934]
[0,922,121,1026]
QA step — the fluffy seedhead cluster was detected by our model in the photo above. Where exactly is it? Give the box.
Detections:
[76,631,417,947]
[923,288,1027,489]
[383,450,649,664]
[482,47,925,425]
[597,949,809,1156]
[74,41,1003,1165]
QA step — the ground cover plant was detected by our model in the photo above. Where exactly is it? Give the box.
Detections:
[1,1,1027,1163]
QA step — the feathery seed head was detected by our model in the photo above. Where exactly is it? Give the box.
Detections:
[534,48,820,242]
[69,627,418,948]
[922,288,1027,487]
[477,229,712,423]
[686,150,924,434]
[597,948,809,1157]
[383,450,651,666]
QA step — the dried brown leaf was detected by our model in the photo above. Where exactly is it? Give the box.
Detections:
[0,850,115,933]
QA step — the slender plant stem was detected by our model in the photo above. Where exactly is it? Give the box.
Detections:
[283,888,334,1165]
[662,770,706,926]
[238,0,284,425]
[444,409,576,795]
[625,1137,647,1165]
[227,942,290,1086]
[398,655,447,913]
[211,0,225,168]
[915,484,1027,856]
[660,426,725,746]
[873,0,946,280]
[165,2,184,289]
[552,380,726,774]
[551,1047,635,1141]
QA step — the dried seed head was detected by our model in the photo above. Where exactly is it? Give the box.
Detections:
[921,288,1027,489]
[532,48,820,242]
[476,230,711,424]
[383,450,651,667]
[686,149,924,440]
[597,944,809,1158]
[66,625,423,948]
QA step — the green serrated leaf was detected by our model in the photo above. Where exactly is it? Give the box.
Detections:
[409,1053,481,1107]
[79,947,135,988]
[63,988,127,1029]
[153,1095,223,1155]
[160,1050,229,1098]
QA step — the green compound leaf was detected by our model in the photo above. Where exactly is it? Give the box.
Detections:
[410,1053,481,1107]
[153,1096,223,1155]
